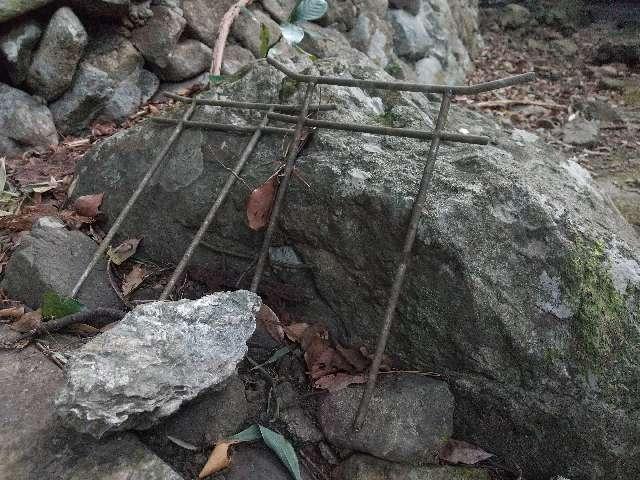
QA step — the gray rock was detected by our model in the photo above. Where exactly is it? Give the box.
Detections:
[319,375,453,463]
[72,55,640,479]
[144,376,248,447]
[561,116,600,147]
[155,39,212,82]
[260,0,297,23]
[349,12,394,67]
[68,0,131,17]
[216,444,310,480]
[231,7,281,58]
[597,77,626,92]
[140,69,160,103]
[389,0,421,15]
[0,340,181,480]
[552,38,578,58]
[221,43,256,75]
[101,68,144,121]
[26,7,88,101]
[594,38,640,67]
[50,63,115,134]
[0,82,57,156]
[499,3,532,29]
[0,0,53,23]
[572,98,623,124]
[131,6,186,68]
[335,454,490,480]
[55,291,260,438]
[183,0,236,47]
[84,30,144,81]
[0,19,42,86]
[389,8,434,60]
[1,217,120,309]
[274,382,323,443]
[416,56,446,84]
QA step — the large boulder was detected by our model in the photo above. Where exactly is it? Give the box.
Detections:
[183,0,236,48]
[0,82,57,156]
[55,291,260,438]
[73,55,640,479]
[26,7,88,101]
[131,5,186,69]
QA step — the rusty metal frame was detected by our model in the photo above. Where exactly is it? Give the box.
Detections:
[71,59,534,430]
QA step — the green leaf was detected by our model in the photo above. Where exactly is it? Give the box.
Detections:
[41,291,84,319]
[251,346,291,371]
[229,424,262,443]
[259,23,271,58]
[259,426,302,480]
[292,0,328,22]
[280,23,305,44]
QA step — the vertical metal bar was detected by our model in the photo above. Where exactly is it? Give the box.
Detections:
[354,90,453,429]
[250,83,316,293]
[160,108,274,301]
[71,98,198,298]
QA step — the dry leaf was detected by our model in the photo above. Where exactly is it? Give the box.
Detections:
[199,441,234,478]
[73,193,104,217]
[107,238,141,265]
[284,322,309,342]
[336,343,370,373]
[10,309,42,332]
[0,305,25,319]
[438,439,493,465]
[257,304,284,342]
[314,372,367,392]
[122,264,147,296]
[246,176,277,230]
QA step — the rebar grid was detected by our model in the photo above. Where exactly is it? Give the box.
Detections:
[71,60,534,431]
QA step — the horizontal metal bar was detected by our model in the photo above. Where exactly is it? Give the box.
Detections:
[266,57,535,95]
[163,92,338,112]
[267,112,489,144]
[149,116,294,134]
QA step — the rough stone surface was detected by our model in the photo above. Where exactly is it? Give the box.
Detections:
[0,338,182,480]
[231,6,281,58]
[131,6,186,68]
[389,8,434,60]
[144,376,249,448]
[55,291,261,438]
[155,39,212,82]
[0,0,53,22]
[50,63,115,134]
[183,0,235,47]
[26,7,88,101]
[68,0,131,17]
[335,454,491,480]
[319,375,453,463]
[0,19,42,85]
[1,217,120,309]
[221,43,256,75]
[561,116,600,147]
[0,82,58,156]
[499,3,532,29]
[72,56,640,479]
[216,444,311,480]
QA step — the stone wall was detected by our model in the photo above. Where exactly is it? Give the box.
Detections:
[0,0,482,156]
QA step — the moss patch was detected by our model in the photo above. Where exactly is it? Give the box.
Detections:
[562,239,627,363]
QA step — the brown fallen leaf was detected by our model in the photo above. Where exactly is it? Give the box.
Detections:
[63,323,100,336]
[10,309,42,332]
[257,304,284,342]
[283,322,309,343]
[199,441,234,478]
[336,343,370,373]
[0,305,25,319]
[314,372,367,392]
[246,176,277,230]
[73,193,104,217]
[438,439,493,465]
[107,238,141,265]
[122,264,147,296]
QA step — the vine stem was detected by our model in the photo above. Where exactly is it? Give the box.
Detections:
[210,0,254,76]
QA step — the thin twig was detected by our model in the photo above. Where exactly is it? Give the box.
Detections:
[216,159,253,191]
[149,116,294,135]
[474,99,566,110]
[162,92,337,112]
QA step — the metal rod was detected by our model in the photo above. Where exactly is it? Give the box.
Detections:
[267,112,489,145]
[267,57,535,95]
[71,99,198,298]
[149,116,294,135]
[163,92,337,112]
[353,91,453,430]
[250,83,316,293]
[160,109,274,300]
